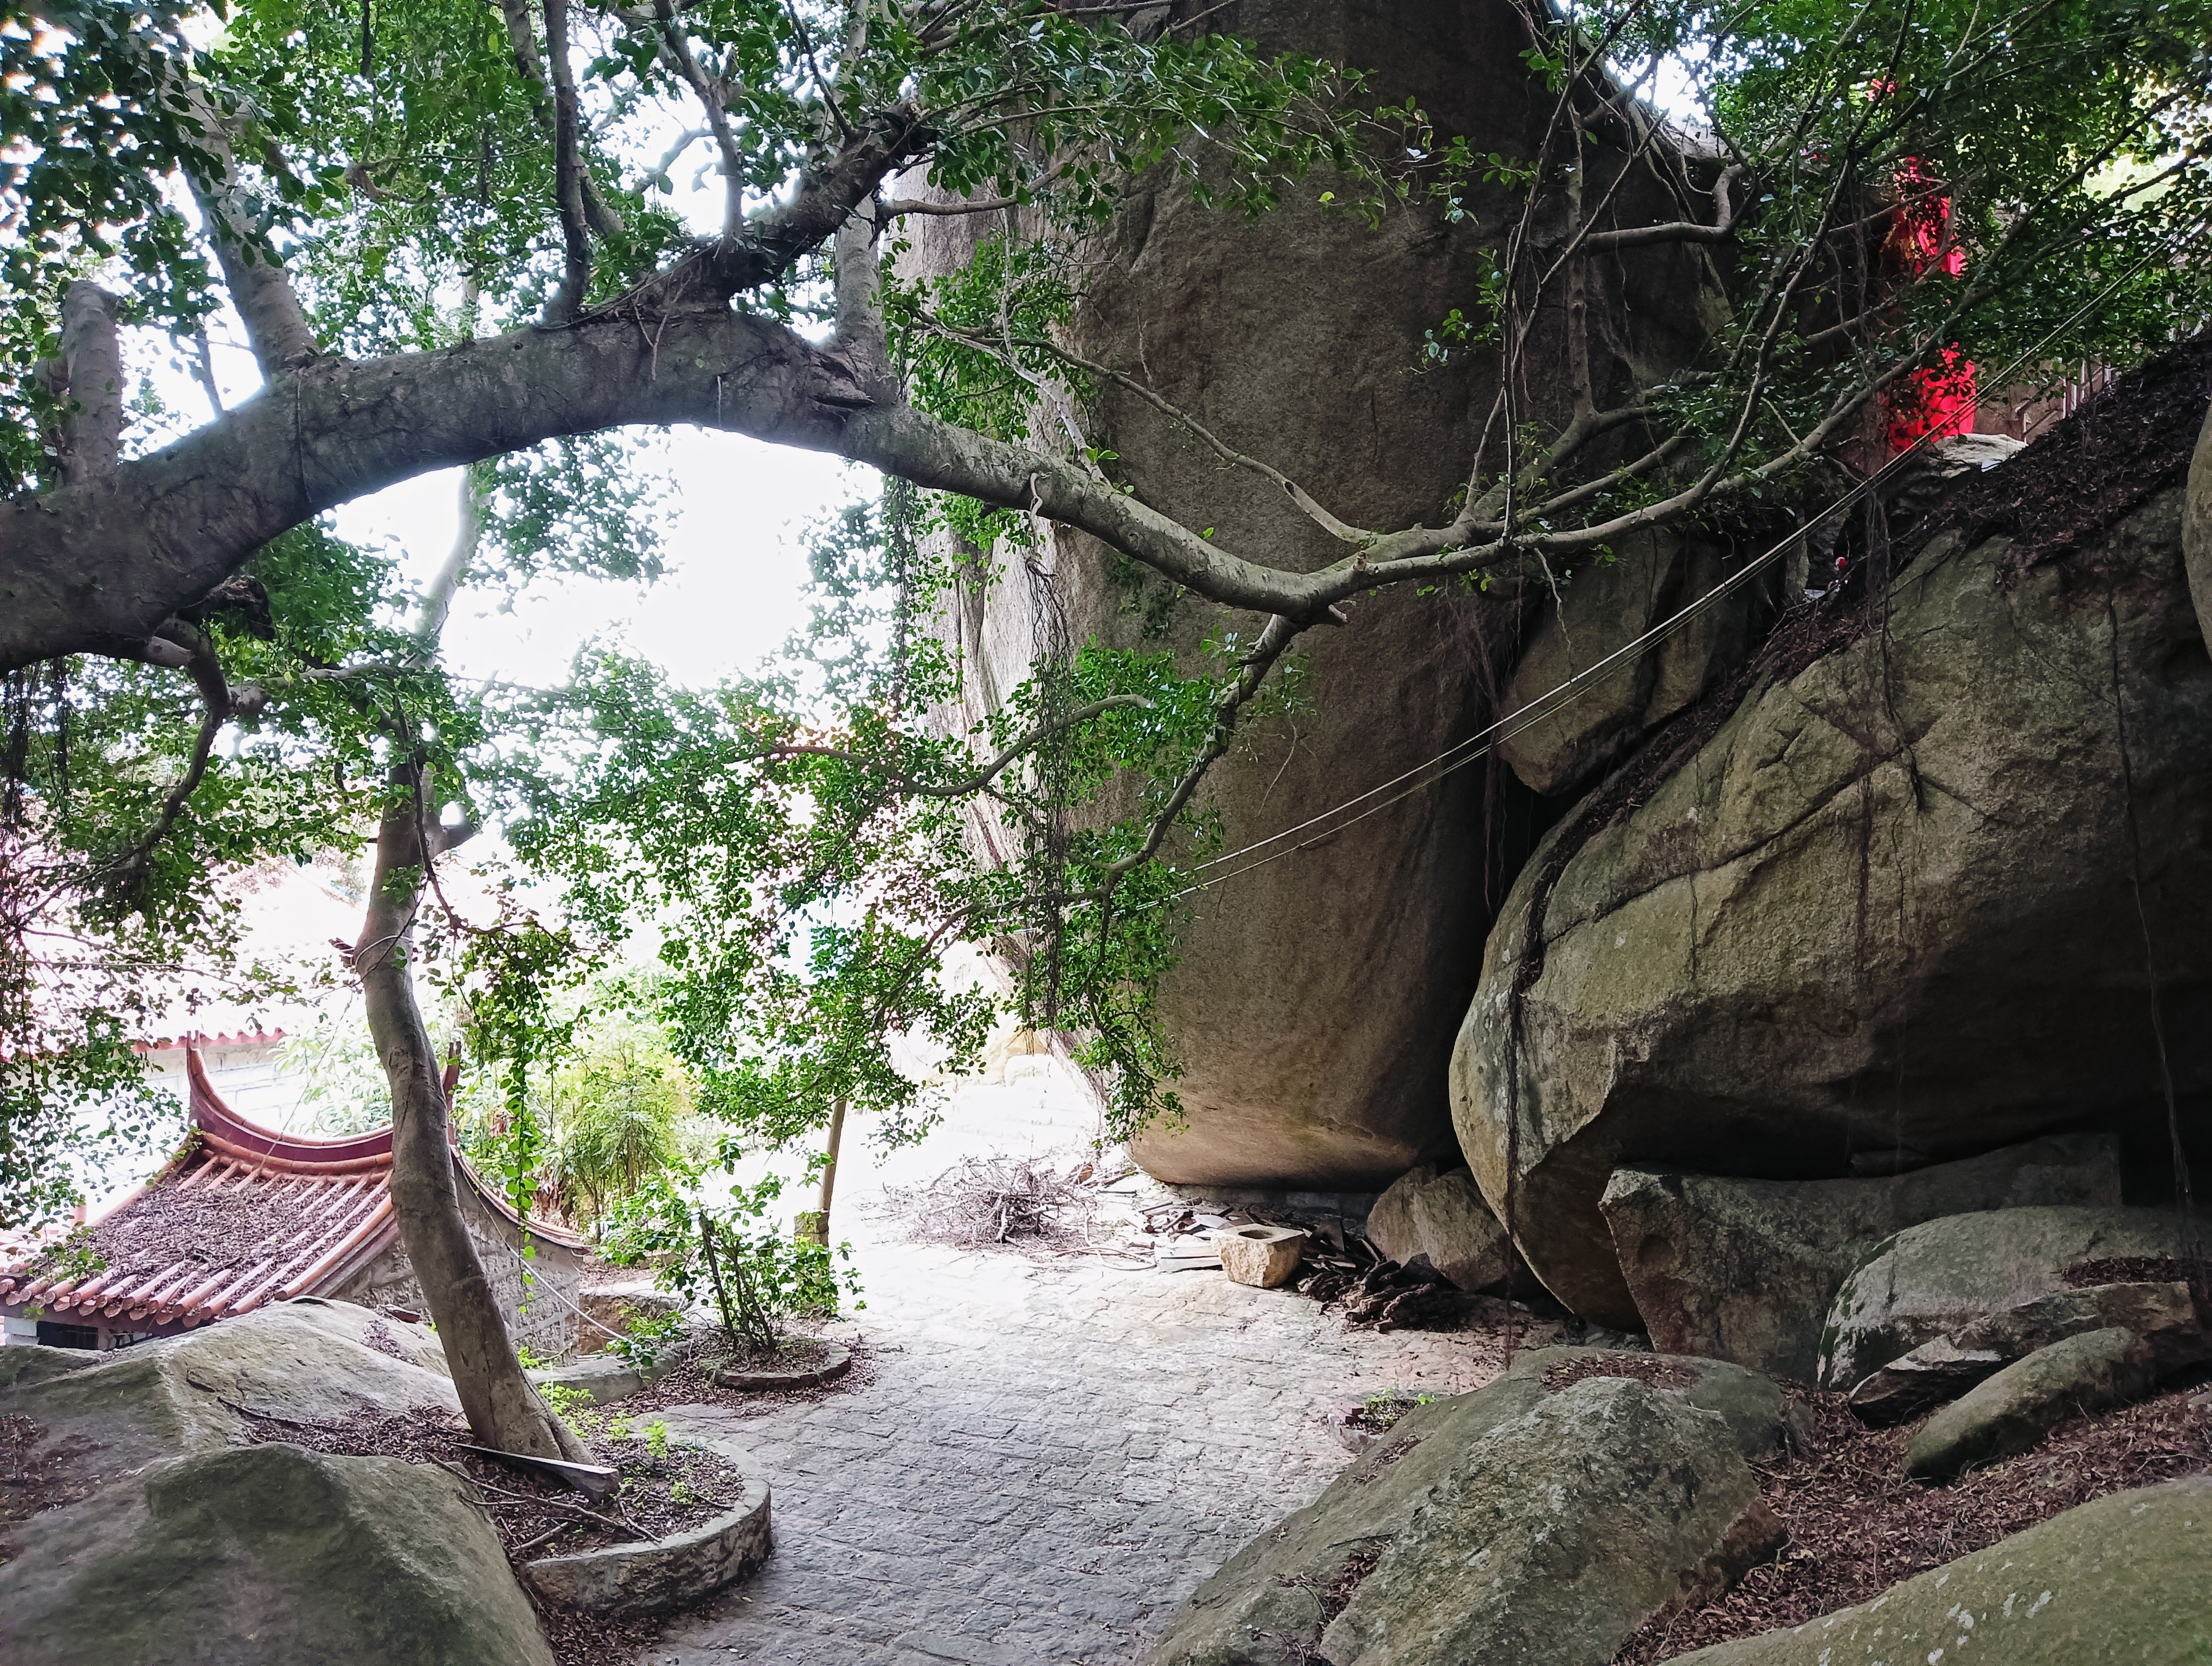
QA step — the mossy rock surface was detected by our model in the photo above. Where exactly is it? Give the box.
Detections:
[1,1441,551,1666]
[1669,1477,2212,1664]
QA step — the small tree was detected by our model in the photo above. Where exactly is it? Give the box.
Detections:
[603,1171,859,1364]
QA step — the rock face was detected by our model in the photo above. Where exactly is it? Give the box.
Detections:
[1497,528,1786,799]
[1669,1477,2212,1665]
[0,1301,553,1666]
[1598,1132,2120,1381]
[2,1297,458,1489]
[2187,400,2212,643]
[1817,1205,2192,1391]
[1142,1348,1785,1666]
[909,0,1727,1188]
[1848,1279,2205,1423]
[4,1441,552,1666]
[1905,1327,2157,1481]
[1364,1164,1512,1291]
[1452,354,2212,1325]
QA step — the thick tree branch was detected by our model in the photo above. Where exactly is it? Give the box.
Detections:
[170,85,320,374]
[651,1,747,231]
[1579,162,1745,251]
[880,194,1020,217]
[501,0,628,242]
[55,284,126,486]
[541,0,596,323]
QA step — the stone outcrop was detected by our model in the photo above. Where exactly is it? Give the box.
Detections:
[0,1302,551,1665]
[5,1441,551,1666]
[1848,1279,2205,1423]
[1142,1348,1785,1666]
[1817,1205,2192,1391]
[908,0,1728,1188]
[2,1298,458,1491]
[1905,1327,2156,1481]
[1452,348,2212,1325]
[1364,1164,1512,1291]
[1598,1132,2119,1381]
[1669,1478,2212,1665]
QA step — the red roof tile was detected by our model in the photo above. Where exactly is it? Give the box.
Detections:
[1,1046,582,1333]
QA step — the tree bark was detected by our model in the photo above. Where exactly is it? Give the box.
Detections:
[355,766,590,1462]
[0,304,1342,672]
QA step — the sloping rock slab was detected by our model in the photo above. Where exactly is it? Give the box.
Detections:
[1849,1279,2205,1423]
[1601,1132,2118,1382]
[1,1440,551,1666]
[1669,1476,2212,1664]
[1818,1206,2191,1391]
[1,1299,459,1489]
[1906,1328,2157,1481]
[522,1438,771,1615]
[1366,1165,1511,1292]
[1141,1349,1785,1666]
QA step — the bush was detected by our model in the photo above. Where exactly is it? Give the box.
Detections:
[602,1171,860,1360]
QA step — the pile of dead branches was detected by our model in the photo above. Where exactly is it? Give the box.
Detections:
[1304,1252,1514,1332]
[884,1154,1088,1250]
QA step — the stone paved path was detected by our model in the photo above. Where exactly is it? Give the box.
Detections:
[634,1075,1520,1666]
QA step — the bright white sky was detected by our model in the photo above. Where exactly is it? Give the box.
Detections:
[331,432,860,693]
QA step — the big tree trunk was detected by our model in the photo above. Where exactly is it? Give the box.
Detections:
[355,764,590,1462]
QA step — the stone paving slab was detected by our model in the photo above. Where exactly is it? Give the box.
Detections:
[629,1078,1533,1666]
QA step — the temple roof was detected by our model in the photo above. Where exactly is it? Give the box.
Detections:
[1,1046,583,1334]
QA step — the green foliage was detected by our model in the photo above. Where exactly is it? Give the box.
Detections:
[548,1026,690,1229]
[275,1011,391,1135]
[601,1171,859,1359]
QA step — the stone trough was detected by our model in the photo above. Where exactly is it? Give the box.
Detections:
[519,1438,773,1617]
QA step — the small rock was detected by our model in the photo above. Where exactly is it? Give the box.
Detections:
[1364,1164,1511,1291]
[1214,1225,1306,1288]
[1906,1327,2156,1481]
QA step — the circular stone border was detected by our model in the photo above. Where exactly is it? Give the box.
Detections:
[519,1438,771,1616]
[712,1340,853,1391]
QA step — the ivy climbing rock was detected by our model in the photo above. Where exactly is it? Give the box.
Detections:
[1450,345,2212,1327]
[909,0,1729,1187]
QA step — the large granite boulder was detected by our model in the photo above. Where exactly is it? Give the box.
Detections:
[1142,1348,1785,1666]
[1598,1132,2121,1381]
[2184,395,2212,642]
[1364,1164,1512,1291]
[1905,1327,2157,1481]
[1669,1477,2212,1665]
[909,0,1728,1188]
[4,1441,552,1666]
[1817,1204,2194,1391]
[1,1296,458,1489]
[0,1301,551,1665]
[1495,528,1784,799]
[1848,1278,2205,1423]
[1451,347,2212,1326]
